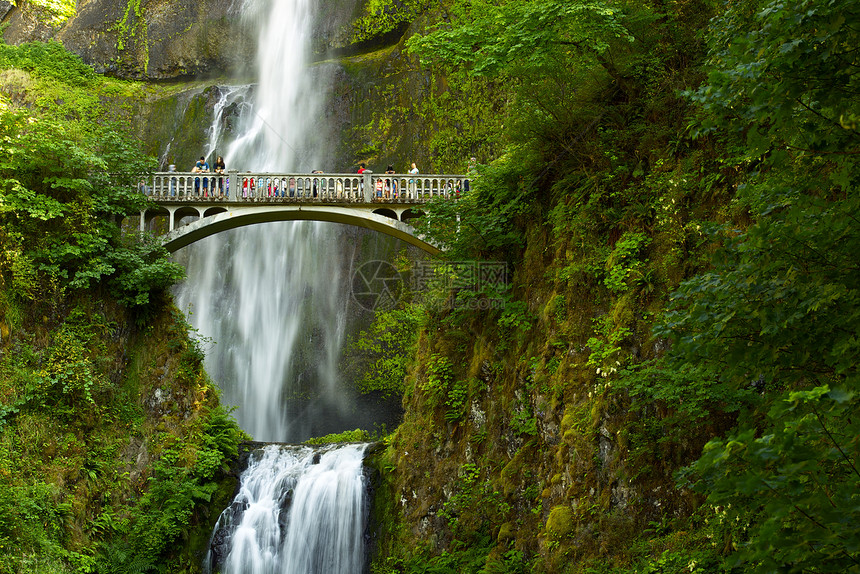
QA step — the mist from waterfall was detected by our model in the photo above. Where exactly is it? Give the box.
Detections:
[172,0,350,443]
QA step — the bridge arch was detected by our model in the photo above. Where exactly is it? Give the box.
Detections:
[372,208,398,220]
[174,206,202,222]
[401,208,425,223]
[203,206,228,218]
[158,205,442,255]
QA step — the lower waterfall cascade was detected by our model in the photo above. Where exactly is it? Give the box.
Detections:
[205,444,369,574]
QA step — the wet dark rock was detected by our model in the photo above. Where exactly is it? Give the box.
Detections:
[1,0,383,81]
[0,2,13,20]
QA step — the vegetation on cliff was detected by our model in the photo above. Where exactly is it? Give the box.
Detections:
[360,0,860,572]
[0,0,857,572]
[8,0,75,26]
[0,38,244,574]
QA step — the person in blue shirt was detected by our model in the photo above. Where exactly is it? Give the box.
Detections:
[193,156,210,196]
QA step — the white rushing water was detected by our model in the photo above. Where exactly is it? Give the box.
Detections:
[171,1,374,571]
[173,0,348,443]
[205,444,368,574]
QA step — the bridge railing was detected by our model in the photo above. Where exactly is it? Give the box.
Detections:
[143,171,469,203]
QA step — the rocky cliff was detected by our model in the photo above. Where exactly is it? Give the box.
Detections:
[1,0,469,173]
[1,0,367,80]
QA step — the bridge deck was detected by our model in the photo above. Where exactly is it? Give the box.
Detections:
[138,171,466,253]
[143,171,467,204]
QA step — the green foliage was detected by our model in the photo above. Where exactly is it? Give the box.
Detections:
[98,403,243,573]
[18,1,76,26]
[406,1,674,264]
[647,1,860,572]
[509,403,537,437]
[681,386,860,573]
[496,300,531,333]
[350,0,432,43]
[410,153,533,262]
[443,378,470,423]
[386,0,860,572]
[419,353,455,407]
[347,303,424,398]
[0,39,94,85]
[585,312,631,376]
[619,361,757,422]
[0,39,184,313]
[305,428,373,444]
[407,0,632,77]
[114,0,146,53]
[604,232,650,293]
[686,0,860,160]
[0,295,244,574]
[400,535,495,574]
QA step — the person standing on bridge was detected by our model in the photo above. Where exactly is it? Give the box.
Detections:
[408,162,419,197]
[385,165,396,198]
[193,157,209,197]
[311,169,323,198]
[214,156,226,198]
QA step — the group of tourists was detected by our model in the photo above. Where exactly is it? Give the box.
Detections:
[357,162,420,199]
[155,156,452,200]
[170,156,228,197]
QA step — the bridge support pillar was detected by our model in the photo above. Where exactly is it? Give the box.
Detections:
[139,209,146,234]
[363,173,372,202]
[228,170,238,201]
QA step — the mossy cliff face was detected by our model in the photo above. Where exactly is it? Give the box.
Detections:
[3,0,499,172]
[0,291,244,572]
[366,222,733,571]
[0,0,364,80]
[330,5,508,174]
[133,82,224,169]
[2,0,247,79]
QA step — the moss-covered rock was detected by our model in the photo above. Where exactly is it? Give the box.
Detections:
[546,505,575,538]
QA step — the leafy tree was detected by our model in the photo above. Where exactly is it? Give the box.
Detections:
[649,1,860,571]
[0,40,184,313]
[407,0,632,78]
[347,304,424,398]
[407,1,691,263]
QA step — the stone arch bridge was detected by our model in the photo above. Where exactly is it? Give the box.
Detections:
[138,171,468,255]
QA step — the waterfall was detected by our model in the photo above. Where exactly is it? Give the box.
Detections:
[172,0,351,443]
[168,0,380,570]
[205,444,368,574]
[225,0,326,172]
[174,223,352,441]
